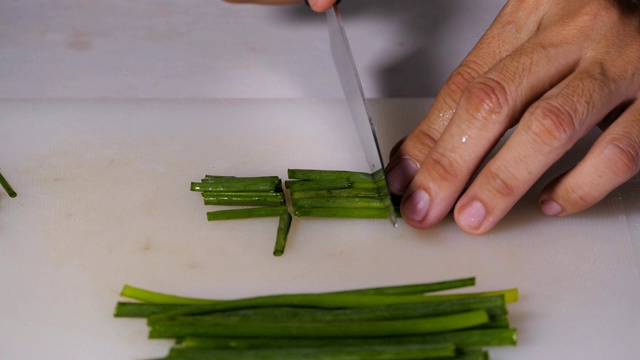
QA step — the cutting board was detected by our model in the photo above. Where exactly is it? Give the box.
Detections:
[1,99,639,360]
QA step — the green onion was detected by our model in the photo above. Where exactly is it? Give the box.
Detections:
[202,192,285,207]
[114,303,197,318]
[289,188,382,199]
[119,285,221,305]
[191,176,280,192]
[285,178,351,192]
[206,206,288,221]
[148,310,489,338]
[294,207,389,218]
[332,277,476,296]
[287,169,374,182]
[166,343,456,360]
[165,297,504,323]
[0,170,17,198]
[273,212,292,256]
[180,328,517,350]
[116,279,519,358]
[292,197,387,209]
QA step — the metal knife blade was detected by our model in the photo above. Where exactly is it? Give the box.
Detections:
[326,5,397,226]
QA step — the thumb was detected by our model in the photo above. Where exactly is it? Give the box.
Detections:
[306,0,340,12]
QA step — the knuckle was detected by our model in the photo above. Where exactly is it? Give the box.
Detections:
[560,181,598,210]
[406,126,439,156]
[600,135,640,177]
[444,60,485,102]
[461,76,510,126]
[481,163,519,199]
[424,148,462,184]
[525,101,578,149]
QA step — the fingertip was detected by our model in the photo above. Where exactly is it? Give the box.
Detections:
[386,157,419,195]
[399,188,431,228]
[306,0,336,12]
[540,198,563,216]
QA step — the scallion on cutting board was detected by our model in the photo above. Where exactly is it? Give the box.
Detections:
[0,169,17,198]
[114,277,518,359]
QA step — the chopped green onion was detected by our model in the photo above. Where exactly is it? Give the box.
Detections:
[206,206,288,221]
[287,169,374,183]
[0,170,17,198]
[292,197,387,209]
[285,178,351,192]
[294,207,389,218]
[273,212,292,257]
[191,176,280,192]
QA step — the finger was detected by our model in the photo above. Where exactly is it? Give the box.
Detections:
[453,62,632,234]
[539,100,640,216]
[400,24,584,229]
[386,1,545,195]
[307,0,337,12]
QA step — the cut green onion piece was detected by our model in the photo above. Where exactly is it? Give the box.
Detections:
[287,169,374,182]
[285,178,351,191]
[293,197,387,209]
[206,207,288,221]
[191,177,280,192]
[290,188,381,199]
[273,212,292,257]
[0,170,17,198]
[203,193,285,207]
[294,207,389,218]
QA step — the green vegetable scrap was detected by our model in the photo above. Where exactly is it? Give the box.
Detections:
[114,277,518,359]
[0,169,17,198]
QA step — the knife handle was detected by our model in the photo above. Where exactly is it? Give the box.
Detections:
[304,0,342,8]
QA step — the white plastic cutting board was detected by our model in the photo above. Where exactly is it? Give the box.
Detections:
[1,99,639,360]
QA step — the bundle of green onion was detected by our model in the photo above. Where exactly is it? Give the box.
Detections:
[190,169,401,256]
[286,169,395,219]
[114,277,518,359]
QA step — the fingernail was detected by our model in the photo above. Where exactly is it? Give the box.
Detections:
[386,158,419,195]
[458,200,486,230]
[402,189,430,223]
[541,199,562,216]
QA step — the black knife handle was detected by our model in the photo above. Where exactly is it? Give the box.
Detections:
[305,0,342,8]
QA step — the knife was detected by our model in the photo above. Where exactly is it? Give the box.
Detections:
[325,4,397,226]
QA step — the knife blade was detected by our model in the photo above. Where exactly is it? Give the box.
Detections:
[326,4,397,226]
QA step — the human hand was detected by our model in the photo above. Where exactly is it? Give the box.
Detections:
[223,0,337,12]
[385,0,640,234]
